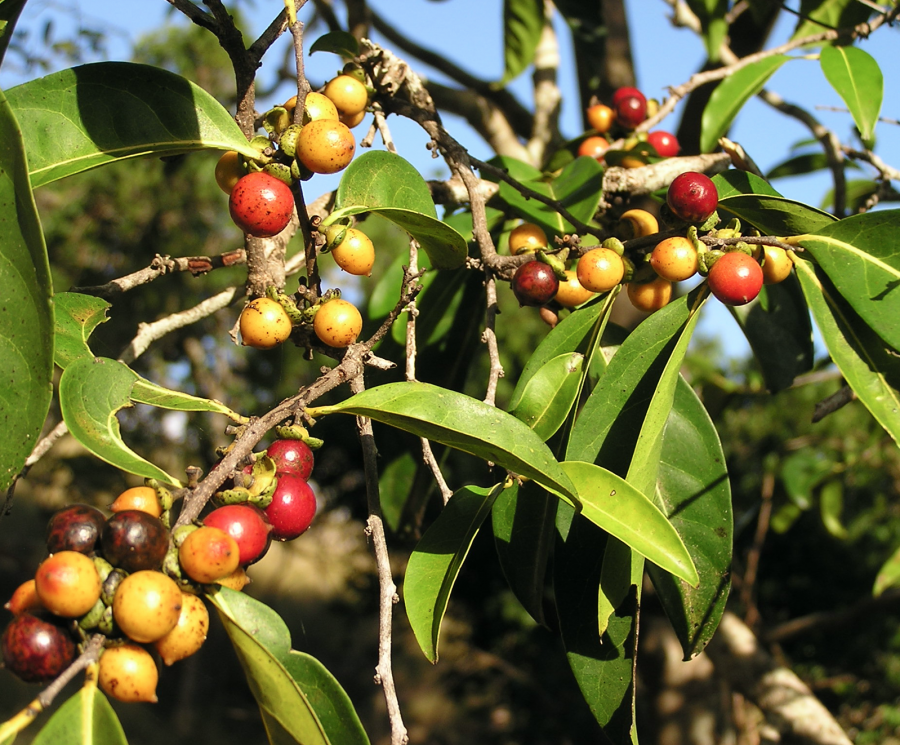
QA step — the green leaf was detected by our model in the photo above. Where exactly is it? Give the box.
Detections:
[874,545,900,597]
[819,480,847,539]
[560,461,698,586]
[713,169,782,199]
[7,62,258,188]
[0,0,27,65]
[497,0,544,86]
[700,55,788,153]
[53,292,110,369]
[405,483,505,662]
[59,357,183,486]
[792,210,900,352]
[729,277,815,391]
[820,45,882,148]
[31,687,128,745]
[309,31,360,58]
[795,259,900,444]
[378,451,417,533]
[718,194,837,236]
[130,377,244,420]
[0,87,54,494]
[780,450,834,509]
[767,152,860,180]
[309,381,578,503]
[333,151,466,270]
[687,0,729,62]
[792,0,873,42]
[209,588,332,745]
[509,352,583,441]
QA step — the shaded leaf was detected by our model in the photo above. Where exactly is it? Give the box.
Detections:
[767,152,842,180]
[874,545,900,597]
[30,687,127,745]
[819,480,847,539]
[780,450,835,509]
[53,292,110,369]
[820,45,882,148]
[309,31,359,58]
[497,0,544,86]
[792,0,873,42]
[820,179,878,214]
[687,0,729,61]
[0,0,27,64]
[378,451,416,533]
[8,62,259,188]
[509,353,583,441]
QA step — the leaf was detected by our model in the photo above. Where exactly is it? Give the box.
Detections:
[405,483,505,662]
[729,277,815,391]
[767,152,860,180]
[53,292,110,369]
[309,30,359,58]
[0,87,54,494]
[130,377,244,420]
[792,0,873,42]
[795,259,900,444]
[0,0,27,64]
[819,480,847,539]
[59,357,183,485]
[820,45,882,148]
[792,210,900,352]
[497,0,544,87]
[333,151,467,269]
[780,450,835,509]
[874,545,900,597]
[687,0,729,62]
[7,62,259,188]
[718,194,837,236]
[509,352,584,441]
[309,382,578,503]
[30,687,128,745]
[700,55,788,153]
[209,588,332,745]
[378,451,417,533]
[714,169,782,199]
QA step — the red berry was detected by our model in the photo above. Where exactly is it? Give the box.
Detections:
[266,439,315,480]
[203,505,272,566]
[707,252,763,306]
[666,171,718,223]
[615,94,647,129]
[228,172,294,238]
[647,131,680,158]
[2,613,77,683]
[264,474,317,541]
[101,510,169,572]
[612,87,645,107]
[511,260,559,307]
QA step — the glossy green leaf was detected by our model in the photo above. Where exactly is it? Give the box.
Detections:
[687,0,729,61]
[647,378,732,658]
[332,151,466,269]
[379,451,417,533]
[53,292,110,369]
[405,483,505,662]
[874,545,900,597]
[7,63,259,188]
[714,169,782,199]
[30,687,128,745]
[820,179,878,214]
[792,210,900,352]
[497,0,544,86]
[820,45,882,148]
[795,259,900,444]
[0,87,54,494]
[792,0,873,42]
[309,30,360,58]
[59,357,182,486]
[209,588,331,745]
[729,277,814,391]
[509,353,583,441]
[130,377,244,420]
[700,55,788,153]
[0,0,27,64]
[309,382,578,503]
[718,194,837,236]
[767,152,860,180]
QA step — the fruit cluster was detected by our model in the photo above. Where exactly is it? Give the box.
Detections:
[1,438,319,703]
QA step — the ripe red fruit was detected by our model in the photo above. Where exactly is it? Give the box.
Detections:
[511,260,559,307]
[707,252,764,306]
[46,504,106,554]
[265,474,317,541]
[2,613,77,683]
[228,172,294,238]
[203,505,272,566]
[667,171,718,223]
[615,94,647,129]
[647,130,680,158]
[612,87,645,107]
[266,439,315,480]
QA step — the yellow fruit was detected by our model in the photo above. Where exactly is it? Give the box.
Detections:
[303,92,339,123]
[576,248,625,293]
[554,270,595,308]
[215,151,244,195]
[112,570,182,643]
[313,299,363,348]
[34,551,101,618]
[99,644,159,703]
[296,119,356,175]
[508,223,548,255]
[111,486,162,518]
[331,228,375,276]
[178,526,240,584]
[627,275,672,312]
[239,298,293,349]
[618,209,659,239]
[154,593,209,666]
[323,74,368,117]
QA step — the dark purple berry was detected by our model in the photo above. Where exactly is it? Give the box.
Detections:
[511,261,559,307]
[46,504,106,554]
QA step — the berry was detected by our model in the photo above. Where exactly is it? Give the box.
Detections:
[112,570,183,644]
[98,644,159,703]
[618,209,659,239]
[313,298,363,348]
[627,275,672,312]
[647,131,680,158]
[301,91,339,123]
[266,439,315,480]
[330,227,375,276]
[178,526,241,584]
[707,251,763,306]
[110,486,162,518]
[5,579,41,615]
[154,593,209,666]
[204,505,272,566]
[511,260,559,307]
[34,551,102,618]
[586,103,614,133]
[760,245,793,285]
[667,171,718,223]
[2,613,76,683]
[229,171,295,238]
[265,474,317,541]
[46,504,106,555]
[612,87,645,107]
[508,223,547,255]
[296,119,355,175]
[650,236,699,282]
[577,136,609,162]
[614,92,647,129]
[323,74,369,117]
[239,297,293,349]
[339,109,366,129]
[215,567,251,592]
[215,150,244,195]
[101,510,169,573]
[554,270,595,308]
[576,248,625,293]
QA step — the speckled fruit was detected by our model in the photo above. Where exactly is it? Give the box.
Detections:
[204,505,272,566]
[627,275,673,313]
[667,171,718,223]
[2,613,76,683]
[229,171,295,238]
[239,297,293,349]
[265,474,317,541]
[178,526,241,584]
[511,260,559,307]
[34,551,102,618]
[323,74,369,117]
[99,644,159,703]
[46,504,106,555]
[313,298,363,348]
[101,510,169,572]
[154,592,209,666]
[647,130,680,158]
[707,251,763,306]
[576,248,625,293]
[296,119,355,175]
[650,236,699,282]
[266,439,315,480]
[302,91,339,123]
[110,486,162,518]
[554,270,595,308]
[112,570,183,644]
[330,227,375,276]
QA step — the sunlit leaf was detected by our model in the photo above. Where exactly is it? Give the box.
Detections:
[509,352,583,441]
[53,292,110,369]
[30,687,127,745]
[309,30,359,58]
[718,193,836,236]
[820,45,882,148]
[874,545,900,597]
[496,0,544,87]
[792,0,872,42]
[130,377,244,421]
